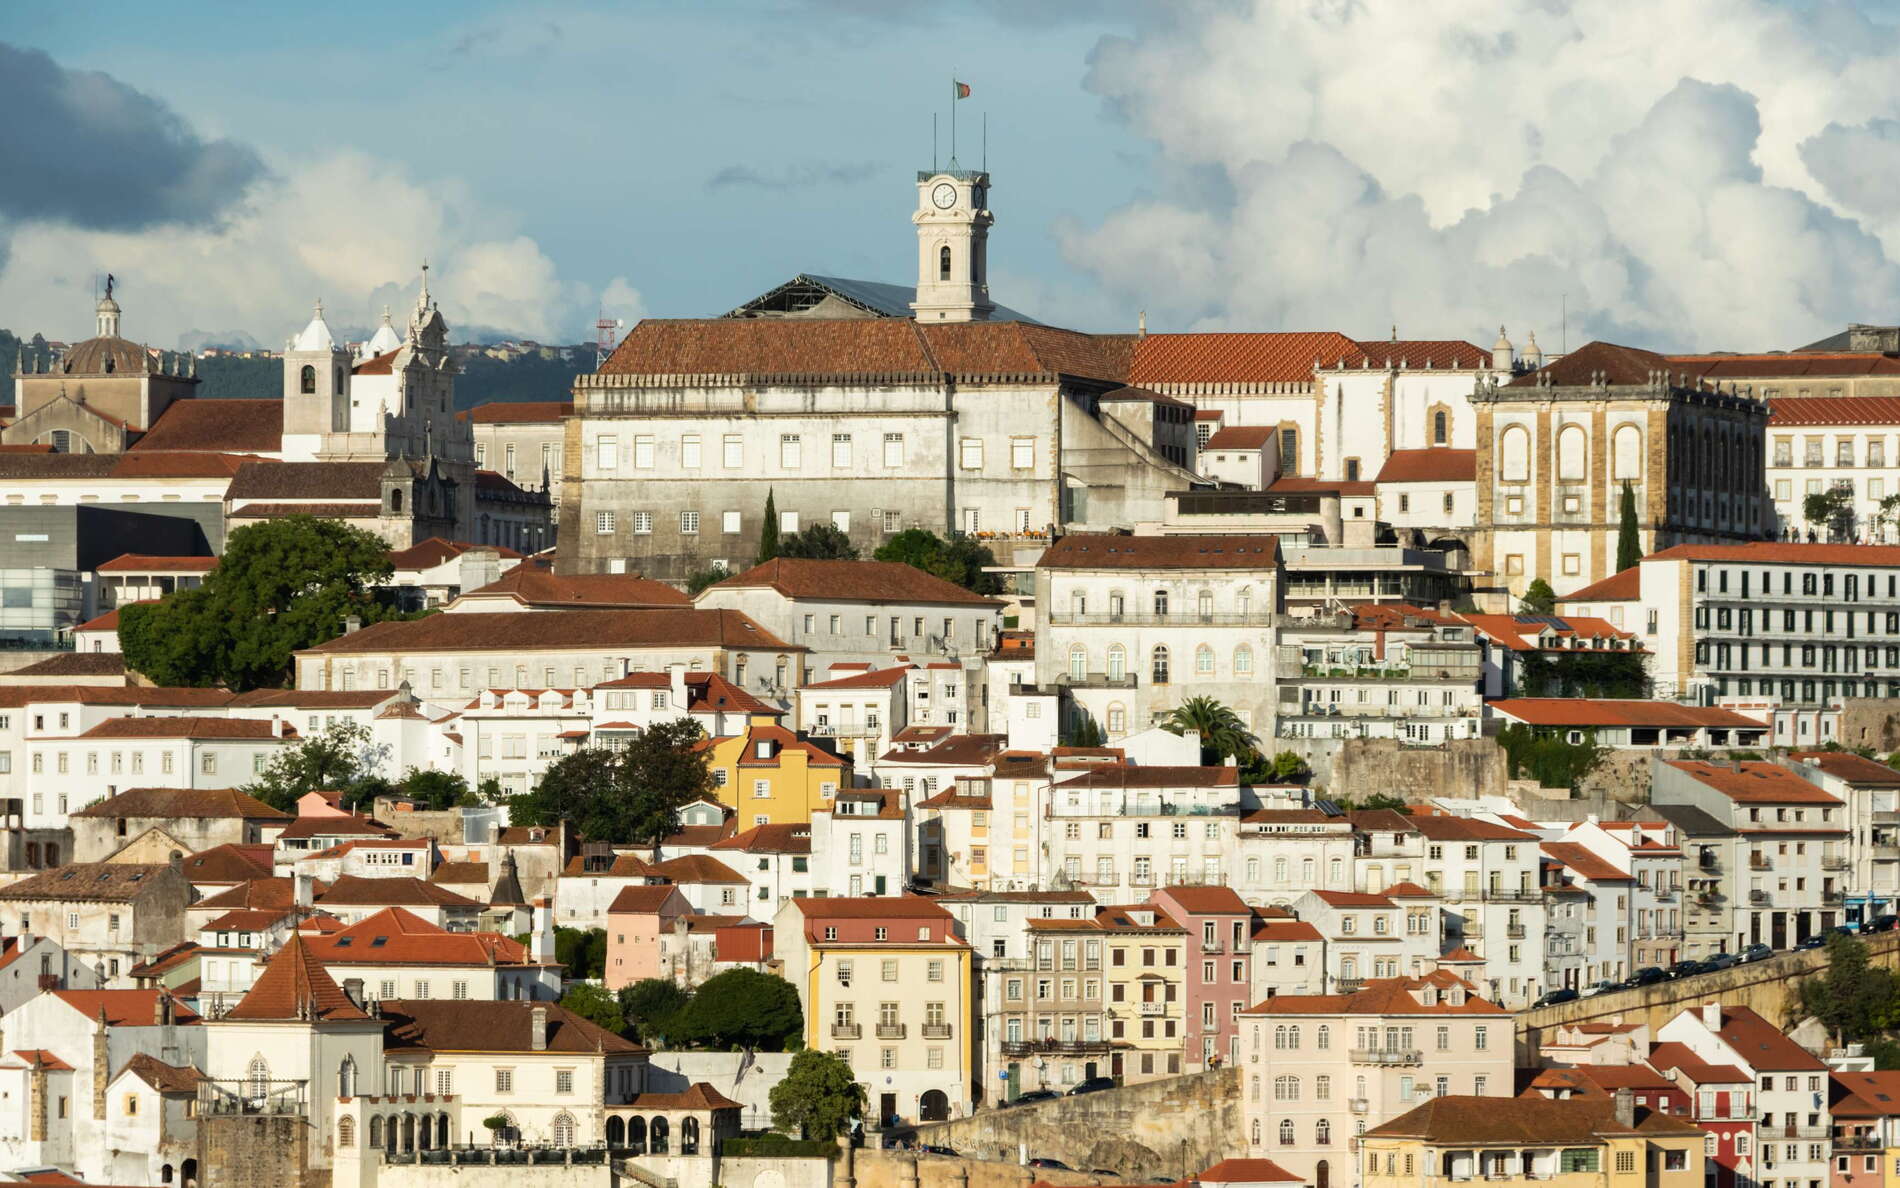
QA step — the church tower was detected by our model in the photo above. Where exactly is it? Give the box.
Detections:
[280,301,352,461]
[911,168,994,323]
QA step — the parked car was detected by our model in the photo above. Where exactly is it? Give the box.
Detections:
[920,1145,959,1157]
[1704,952,1740,970]
[1068,1077,1116,1096]
[1796,932,1829,951]
[1089,1171,1120,1178]
[1581,979,1620,997]
[1740,943,1775,963]
[1668,959,1713,978]
[1869,915,1900,934]
[1532,988,1579,1008]
[1011,1091,1059,1107]
[1028,1158,1074,1170]
[1623,966,1669,988]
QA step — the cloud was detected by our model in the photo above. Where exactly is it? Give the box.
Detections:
[707,161,884,191]
[1068,0,1900,351]
[0,41,264,232]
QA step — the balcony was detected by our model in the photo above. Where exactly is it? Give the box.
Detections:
[1782,1123,1831,1140]
[1051,612,1274,628]
[1350,1048,1423,1066]
[1506,925,1527,940]
[1201,940,1224,953]
[1835,1135,1885,1151]
[1349,1098,1370,1114]
[1823,856,1851,871]
[1002,1039,1111,1057]
[831,1023,862,1040]
[808,724,881,739]
[922,1022,953,1039]
[1139,1002,1165,1016]
[876,1023,907,1039]
[1052,672,1139,691]
[1650,889,1677,903]
[1751,855,1773,870]
[1749,890,1771,905]
[1335,977,1365,993]
[1698,854,1722,871]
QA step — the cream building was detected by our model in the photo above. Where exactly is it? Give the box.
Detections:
[1239,972,1514,1188]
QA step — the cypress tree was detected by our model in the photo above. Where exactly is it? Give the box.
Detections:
[1616,481,1641,572]
[757,489,780,563]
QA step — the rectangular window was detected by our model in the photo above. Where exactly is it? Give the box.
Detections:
[631,511,652,535]
[832,433,852,467]
[960,438,983,470]
[781,510,799,533]
[555,1070,574,1094]
[680,510,699,535]
[595,511,616,535]
[681,434,701,469]
[1011,437,1035,469]
[723,434,743,468]
[495,1069,513,1093]
[634,435,655,468]
[723,510,741,534]
[884,433,904,468]
[780,434,802,469]
[595,435,617,470]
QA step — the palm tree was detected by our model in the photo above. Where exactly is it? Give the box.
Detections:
[1161,696,1259,764]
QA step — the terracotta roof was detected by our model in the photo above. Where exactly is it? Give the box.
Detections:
[0,863,177,903]
[224,934,368,1021]
[306,907,532,967]
[590,670,778,715]
[1353,339,1492,369]
[195,877,316,909]
[709,558,1002,607]
[387,537,523,569]
[1709,1004,1827,1070]
[1375,448,1476,483]
[1201,426,1277,450]
[1403,816,1537,842]
[1646,1041,1750,1084]
[351,347,402,376]
[429,861,490,886]
[1507,340,1672,389]
[117,1053,208,1094]
[1366,1092,1700,1142]
[1791,751,1900,786]
[648,854,748,885]
[626,1082,742,1110]
[711,823,813,855]
[72,787,289,820]
[230,501,382,519]
[1240,808,1342,826]
[129,398,283,453]
[1526,1066,1678,1096]
[275,813,397,841]
[73,605,137,633]
[1052,764,1237,790]
[459,400,572,424]
[801,665,911,691]
[1310,889,1395,908]
[608,885,688,914]
[789,896,955,921]
[562,852,661,878]
[109,451,257,478]
[1196,1158,1304,1184]
[1676,353,1900,380]
[315,876,479,908]
[225,689,399,708]
[51,988,200,1027]
[1038,534,1278,570]
[1829,1071,1900,1118]
[1245,972,1505,1016]
[226,459,390,501]
[1766,395,1900,427]
[461,567,688,609]
[1664,760,1841,805]
[1490,699,1765,729]
[1266,475,1376,496]
[4,653,130,677]
[914,789,991,810]
[1540,842,1632,883]
[95,553,219,574]
[878,733,1009,768]
[203,907,290,932]
[1345,602,1464,631]
[77,716,286,741]
[1156,886,1250,914]
[1460,613,1638,653]
[8,1050,73,1071]
[1560,567,1640,603]
[300,608,792,654]
[1645,541,1900,567]
[382,999,644,1054]
[1128,331,1364,385]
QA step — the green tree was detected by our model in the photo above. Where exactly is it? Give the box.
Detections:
[769,1049,864,1140]
[1161,696,1260,765]
[559,981,626,1035]
[1518,578,1558,615]
[1497,724,1607,790]
[667,968,803,1050]
[1805,486,1857,542]
[242,719,389,812]
[1262,750,1313,784]
[1330,791,1409,811]
[554,927,609,980]
[757,490,780,564]
[617,978,692,1044]
[1616,481,1641,573]
[1877,493,1900,543]
[119,516,406,690]
[395,768,479,810]
[1794,932,1900,1050]
[685,563,731,595]
[773,522,860,561]
[1060,712,1106,748]
[872,528,1001,594]
[507,718,715,848]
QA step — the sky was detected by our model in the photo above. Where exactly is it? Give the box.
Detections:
[7,0,1900,355]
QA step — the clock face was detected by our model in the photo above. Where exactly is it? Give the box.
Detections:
[932,182,958,210]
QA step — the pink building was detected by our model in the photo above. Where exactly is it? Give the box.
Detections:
[604,885,691,990]
[1828,1072,1900,1188]
[1151,885,1254,1069]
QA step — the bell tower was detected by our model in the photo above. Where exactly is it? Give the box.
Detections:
[911,169,994,323]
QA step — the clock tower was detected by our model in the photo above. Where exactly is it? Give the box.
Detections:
[911,169,994,322]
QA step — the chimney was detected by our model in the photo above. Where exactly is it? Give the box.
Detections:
[1702,1001,1721,1030]
[1611,1087,1635,1129]
[530,898,554,964]
[344,614,363,634]
[530,1004,548,1052]
[294,873,315,910]
[668,663,688,714]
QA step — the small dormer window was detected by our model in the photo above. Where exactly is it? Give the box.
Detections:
[755,741,772,760]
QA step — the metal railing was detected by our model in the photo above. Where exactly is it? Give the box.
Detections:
[1782,1123,1831,1140]
[1139,1002,1165,1016]
[1349,1048,1423,1066]
[381,1147,612,1168]
[831,1023,861,1040]
[1002,1039,1110,1057]
[1751,855,1773,870]
[1749,890,1771,905]
[922,1023,953,1039]
[876,1023,907,1039]
[1823,856,1851,871]
[198,1078,307,1117]
[1049,612,1275,628]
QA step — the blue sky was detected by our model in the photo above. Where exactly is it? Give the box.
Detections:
[3,0,1154,343]
[10,1,1900,352]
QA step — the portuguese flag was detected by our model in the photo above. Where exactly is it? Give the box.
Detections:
[954,80,971,99]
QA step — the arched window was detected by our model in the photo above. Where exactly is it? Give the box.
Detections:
[1251,1119,1262,1145]
[299,365,316,394]
[1246,857,1260,883]
[338,1056,356,1099]
[1432,409,1448,446]
[1069,644,1088,681]
[1273,857,1288,883]
[1153,589,1169,616]
[391,488,404,513]
[1195,644,1215,674]
[488,1112,515,1147]
[369,1116,384,1149]
[49,429,71,453]
[1107,644,1126,681]
[1151,646,1170,685]
[1316,1119,1332,1146]
[1302,857,1316,883]
[246,1056,270,1101]
[1499,425,1530,483]
[1557,424,1586,482]
[628,1116,647,1152]
[1250,1074,1261,1102]
[1288,1025,1301,1048]
[551,1112,576,1148]
[1613,424,1642,482]
[1274,1076,1300,1100]
[681,1116,701,1155]
[650,1116,670,1154]
[940,246,952,281]
[607,1116,626,1148]
[1316,1025,1331,1050]
[161,1165,174,1184]
[334,368,345,396]
[1106,703,1126,734]
[338,1117,356,1148]
[1329,857,1343,883]
[1273,1026,1288,1050]
[1235,645,1253,677]
[1278,1119,1295,1144]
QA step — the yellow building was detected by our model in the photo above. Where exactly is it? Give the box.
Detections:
[1098,904,1188,1084]
[1361,1094,1704,1188]
[701,713,848,826]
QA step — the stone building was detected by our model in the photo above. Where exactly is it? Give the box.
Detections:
[4,284,199,454]
[1471,340,1772,604]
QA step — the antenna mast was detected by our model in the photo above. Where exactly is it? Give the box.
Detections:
[594,309,621,369]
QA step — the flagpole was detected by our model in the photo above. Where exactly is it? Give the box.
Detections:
[950,74,958,165]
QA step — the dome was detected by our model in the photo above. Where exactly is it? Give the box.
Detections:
[61,335,149,376]
[362,307,403,358]
[290,301,337,354]
[1492,325,1513,352]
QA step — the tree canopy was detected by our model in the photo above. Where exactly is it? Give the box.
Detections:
[1616,481,1641,573]
[873,528,1000,594]
[119,516,412,690]
[1794,932,1900,1065]
[757,490,780,564]
[617,978,692,1044]
[1517,578,1557,615]
[770,1049,863,1140]
[667,968,803,1050]
[771,522,859,561]
[1805,486,1857,542]
[506,718,714,846]
[1162,696,1260,766]
[242,719,388,812]
[559,981,626,1034]
[1497,724,1606,790]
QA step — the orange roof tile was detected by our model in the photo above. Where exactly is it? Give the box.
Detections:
[1559,567,1641,603]
[1492,699,1766,729]
[223,934,367,1021]
[709,558,1002,607]
[1375,448,1476,483]
[1128,331,1364,385]
[1664,760,1842,805]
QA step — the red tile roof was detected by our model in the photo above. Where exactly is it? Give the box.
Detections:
[1367,1092,1701,1142]
[315,876,480,909]
[1490,699,1767,729]
[1645,542,1900,567]
[95,553,219,574]
[305,907,533,968]
[459,400,573,424]
[1646,1041,1750,1084]
[1674,353,1900,380]
[300,608,792,654]
[790,896,955,921]
[1459,613,1637,653]
[9,1050,74,1071]
[1767,395,1900,427]
[1560,567,1640,603]
[1128,331,1364,385]
[77,716,286,741]
[711,823,813,855]
[709,558,1002,607]
[801,665,912,691]
[1664,760,1842,805]
[1052,764,1238,790]
[461,567,688,609]
[1354,339,1492,369]
[51,988,201,1027]
[1375,448,1476,483]
[1508,340,1671,388]
[129,398,283,453]
[1267,475,1375,496]
[607,885,688,915]
[1540,842,1632,883]
[223,935,368,1021]
[72,786,289,820]
[1791,751,1900,786]
[648,854,748,885]
[1201,426,1277,450]
[387,537,523,569]
[1155,886,1250,915]
[1037,534,1278,570]
[1392,815,1537,842]
[1196,1158,1304,1184]
[1244,971,1505,1016]
[1708,1004,1827,1070]
[382,999,643,1054]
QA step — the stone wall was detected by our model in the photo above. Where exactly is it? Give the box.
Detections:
[1516,929,1900,1061]
[196,1112,312,1188]
[1572,751,1655,804]
[1324,738,1509,801]
[719,1154,837,1188]
[1838,700,1900,752]
[905,1069,1238,1182]
[855,1150,1102,1188]
[644,1051,795,1130]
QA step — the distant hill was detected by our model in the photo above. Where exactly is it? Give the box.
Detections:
[0,328,587,413]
